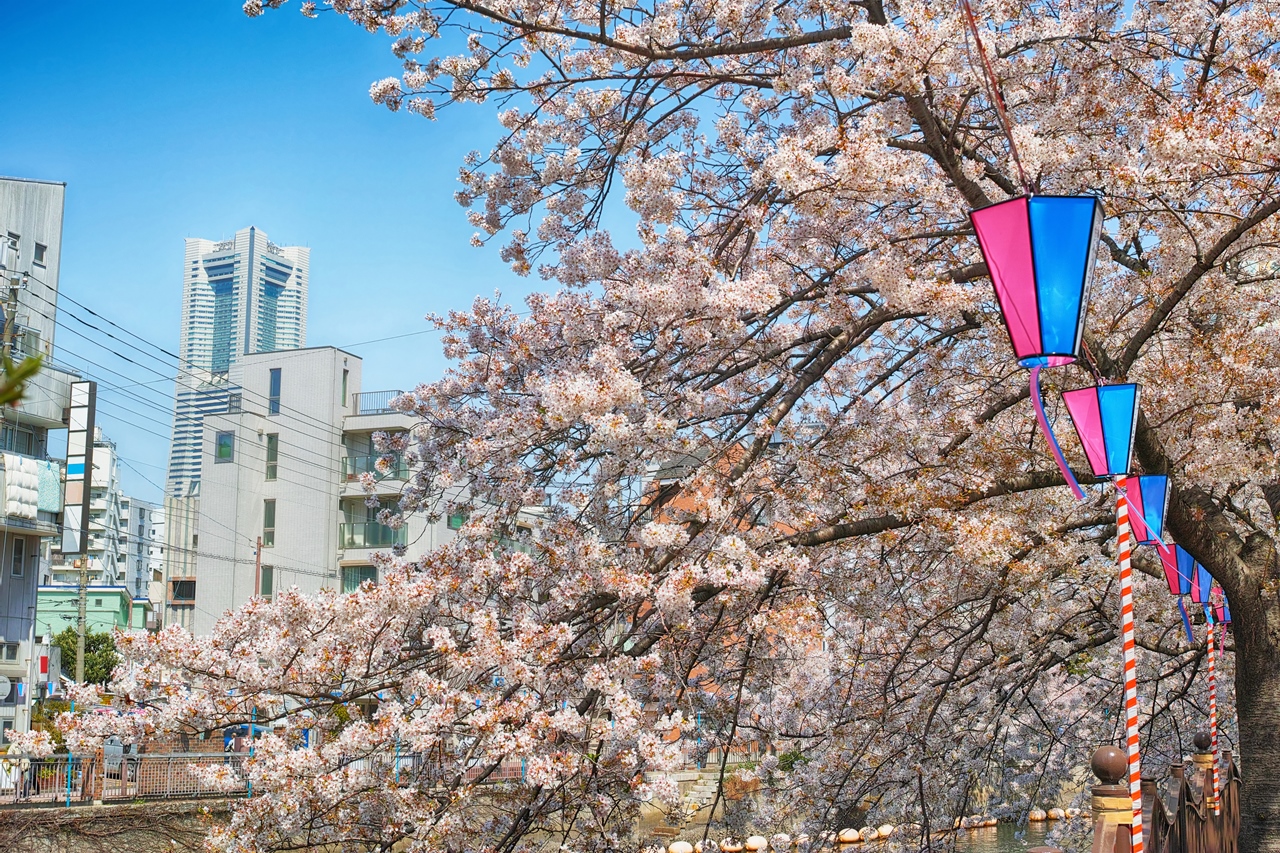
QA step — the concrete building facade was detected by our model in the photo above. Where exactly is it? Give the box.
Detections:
[188,348,478,635]
[0,176,79,737]
[120,496,161,605]
[163,227,309,628]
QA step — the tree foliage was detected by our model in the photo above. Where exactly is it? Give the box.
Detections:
[53,627,119,688]
[48,0,1280,850]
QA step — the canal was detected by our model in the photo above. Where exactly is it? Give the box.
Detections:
[952,823,1053,852]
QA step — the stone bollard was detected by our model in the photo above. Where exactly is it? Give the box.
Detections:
[1089,745,1133,853]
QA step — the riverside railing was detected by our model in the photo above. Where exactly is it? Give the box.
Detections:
[1090,733,1241,853]
[1,749,526,809]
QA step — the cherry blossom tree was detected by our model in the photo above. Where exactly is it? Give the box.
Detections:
[42,0,1280,849]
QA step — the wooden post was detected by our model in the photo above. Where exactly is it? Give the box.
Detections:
[1091,745,1134,853]
[91,746,104,805]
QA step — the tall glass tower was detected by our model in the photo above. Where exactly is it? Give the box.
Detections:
[166,227,308,497]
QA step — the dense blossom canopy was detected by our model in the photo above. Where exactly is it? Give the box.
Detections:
[24,0,1280,850]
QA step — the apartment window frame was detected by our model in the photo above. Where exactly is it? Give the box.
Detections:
[10,538,23,578]
[268,368,282,415]
[260,565,274,600]
[33,242,47,266]
[262,499,276,548]
[170,580,196,602]
[265,433,279,481]
[341,369,349,406]
[341,565,377,593]
[447,511,469,530]
[0,642,17,662]
[215,431,235,463]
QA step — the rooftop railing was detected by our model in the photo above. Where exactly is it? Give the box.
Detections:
[352,390,403,416]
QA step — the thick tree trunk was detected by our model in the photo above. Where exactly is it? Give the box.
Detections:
[1235,590,1280,853]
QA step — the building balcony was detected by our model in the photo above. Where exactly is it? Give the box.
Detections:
[8,363,75,430]
[352,390,403,416]
[338,522,406,550]
[341,455,410,482]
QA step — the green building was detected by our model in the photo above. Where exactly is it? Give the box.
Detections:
[36,586,152,638]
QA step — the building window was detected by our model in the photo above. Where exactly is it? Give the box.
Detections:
[263,500,275,547]
[265,434,278,481]
[341,369,348,405]
[227,393,242,414]
[341,565,376,593]
[268,368,281,415]
[447,511,468,530]
[0,643,17,661]
[215,431,235,463]
[33,243,47,266]
[11,538,23,578]
[94,598,103,608]
[0,677,21,705]
[171,580,195,601]
[260,565,274,600]
[1,424,34,455]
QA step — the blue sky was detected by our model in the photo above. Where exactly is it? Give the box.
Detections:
[0,2,539,502]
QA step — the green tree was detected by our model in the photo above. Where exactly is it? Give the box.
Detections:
[52,626,118,686]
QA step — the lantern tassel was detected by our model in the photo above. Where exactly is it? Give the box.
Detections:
[1178,599,1194,644]
[1029,366,1086,500]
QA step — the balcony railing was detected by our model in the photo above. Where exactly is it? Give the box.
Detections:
[339,522,407,549]
[352,390,403,416]
[342,455,411,481]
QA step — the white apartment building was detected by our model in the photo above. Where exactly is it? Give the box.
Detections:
[120,496,161,604]
[186,347,530,636]
[164,227,308,627]
[0,176,79,736]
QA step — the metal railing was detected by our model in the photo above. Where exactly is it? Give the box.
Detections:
[342,455,411,481]
[103,753,248,801]
[352,390,403,416]
[1,752,250,806]
[0,754,92,806]
[339,522,407,549]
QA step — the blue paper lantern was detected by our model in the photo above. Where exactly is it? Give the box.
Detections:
[1126,474,1169,546]
[1061,383,1141,479]
[970,195,1103,368]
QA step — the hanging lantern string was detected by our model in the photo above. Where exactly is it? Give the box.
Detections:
[1080,339,1107,385]
[957,0,1033,194]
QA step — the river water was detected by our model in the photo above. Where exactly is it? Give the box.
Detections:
[952,823,1053,852]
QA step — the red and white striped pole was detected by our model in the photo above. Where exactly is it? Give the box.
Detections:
[1115,477,1145,852]
[1207,619,1220,815]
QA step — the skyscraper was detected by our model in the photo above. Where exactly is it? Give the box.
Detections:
[163,227,307,629]
[166,227,308,497]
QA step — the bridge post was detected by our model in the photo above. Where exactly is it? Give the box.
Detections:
[1190,732,1215,812]
[1090,745,1134,853]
